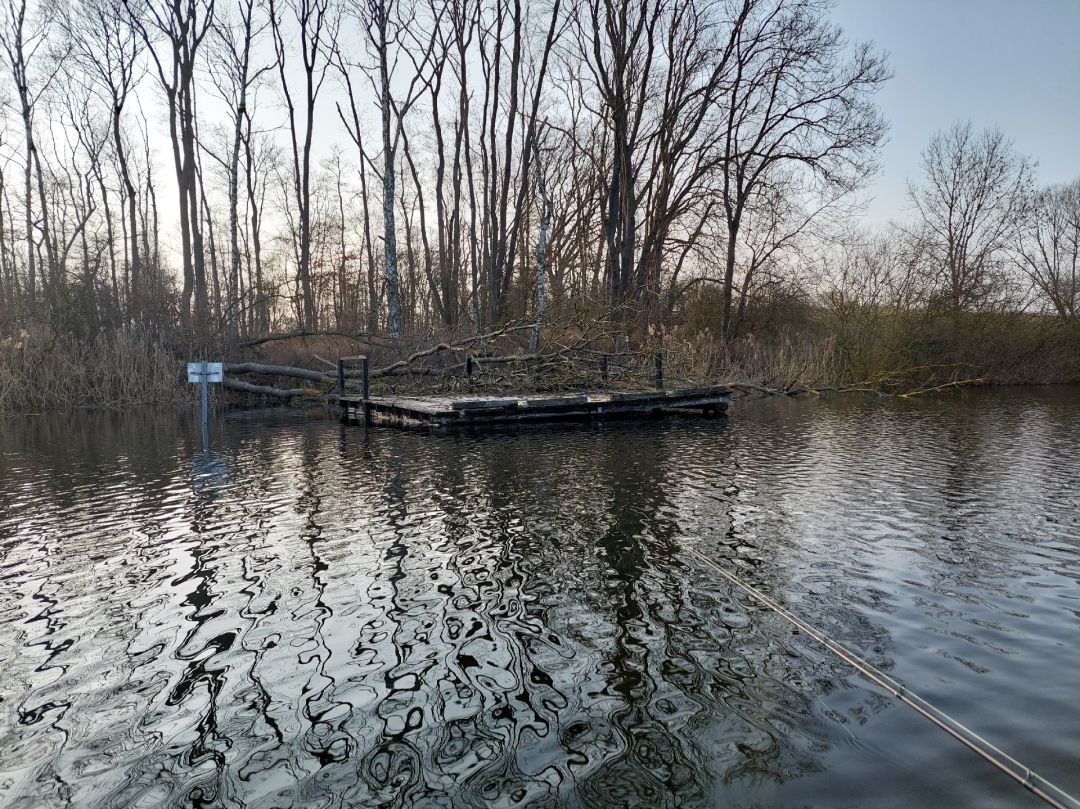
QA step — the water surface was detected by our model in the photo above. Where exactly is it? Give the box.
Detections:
[1,389,1078,808]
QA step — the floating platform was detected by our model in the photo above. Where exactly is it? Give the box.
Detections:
[339,386,730,428]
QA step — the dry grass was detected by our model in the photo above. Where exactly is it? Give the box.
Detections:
[663,330,842,391]
[0,328,189,414]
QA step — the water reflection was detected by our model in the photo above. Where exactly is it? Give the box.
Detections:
[1,392,1078,808]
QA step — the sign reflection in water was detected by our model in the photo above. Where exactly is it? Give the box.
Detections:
[0,391,1077,809]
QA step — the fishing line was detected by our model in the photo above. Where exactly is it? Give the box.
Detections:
[684,543,1080,809]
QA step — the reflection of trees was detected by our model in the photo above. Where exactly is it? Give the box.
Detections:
[574,429,708,807]
[381,422,900,808]
[2,410,916,809]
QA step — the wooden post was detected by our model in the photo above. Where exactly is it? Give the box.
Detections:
[337,358,347,423]
[655,351,663,389]
[601,355,608,383]
[361,356,371,425]
[465,352,473,378]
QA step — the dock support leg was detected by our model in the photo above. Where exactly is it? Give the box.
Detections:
[361,357,371,426]
[337,358,347,421]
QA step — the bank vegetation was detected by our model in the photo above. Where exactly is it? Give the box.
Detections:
[0,0,1076,412]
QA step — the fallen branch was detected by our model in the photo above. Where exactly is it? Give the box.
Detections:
[369,322,535,377]
[224,377,321,399]
[224,362,329,384]
[373,342,453,377]
[728,381,787,396]
[234,330,388,350]
[728,375,984,399]
[898,378,985,397]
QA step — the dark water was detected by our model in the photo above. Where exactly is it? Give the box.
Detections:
[1,389,1078,809]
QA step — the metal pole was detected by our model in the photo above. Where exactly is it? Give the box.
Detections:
[201,371,209,426]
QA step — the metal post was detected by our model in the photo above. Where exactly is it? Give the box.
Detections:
[337,358,346,397]
[655,351,663,389]
[188,360,221,441]
[200,367,210,451]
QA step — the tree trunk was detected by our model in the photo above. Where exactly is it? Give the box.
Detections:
[378,3,402,339]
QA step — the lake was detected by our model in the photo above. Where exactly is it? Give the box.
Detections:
[1,389,1078,808]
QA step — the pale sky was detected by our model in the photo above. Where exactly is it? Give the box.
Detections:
[831,0,1080,225]
[145,0,1080,256]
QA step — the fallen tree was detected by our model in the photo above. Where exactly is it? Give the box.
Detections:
[223,378,321,399]
[224,363,329,384]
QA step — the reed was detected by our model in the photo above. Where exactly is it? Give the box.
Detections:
[0,328,190,414]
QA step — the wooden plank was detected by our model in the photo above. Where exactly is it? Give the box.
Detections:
[670,385,729,397]
[368,396,451,414]
[610,390,668,402]
[517,394,589,408]
[450,398,520,411]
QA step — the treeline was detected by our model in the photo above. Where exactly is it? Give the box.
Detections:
[811,126,1080,388]
[0,0,1076,398]
[0,0,889,342]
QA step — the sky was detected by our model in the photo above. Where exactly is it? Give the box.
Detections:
[830,0,1080,225]
[141,0,1080,255]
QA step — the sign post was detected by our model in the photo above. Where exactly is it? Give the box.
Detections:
[187,361,223,426]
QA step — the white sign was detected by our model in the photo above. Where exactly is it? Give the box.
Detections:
[187,362,224,383]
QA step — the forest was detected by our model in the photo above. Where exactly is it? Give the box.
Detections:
[0,0,1077,410]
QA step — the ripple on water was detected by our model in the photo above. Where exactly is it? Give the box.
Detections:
[0,390,1078,808]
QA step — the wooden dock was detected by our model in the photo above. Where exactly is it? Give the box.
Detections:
[339,386,730,428]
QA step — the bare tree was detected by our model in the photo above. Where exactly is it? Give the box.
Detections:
[0,0,63,308]
[241,107,276,333]
[336,0,440,338]
[909,123,1033,314]
[1015,179,1080,319]
[66,0,143,318]
[0,0,915,368]
[132,0,217,330]
[717,0,888,339]
[576,0,659,306]
[530,136,552,352]
[269,0,337,331]
[209,0,271,338]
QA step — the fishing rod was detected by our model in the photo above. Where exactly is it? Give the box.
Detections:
[684,544,1080,809]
